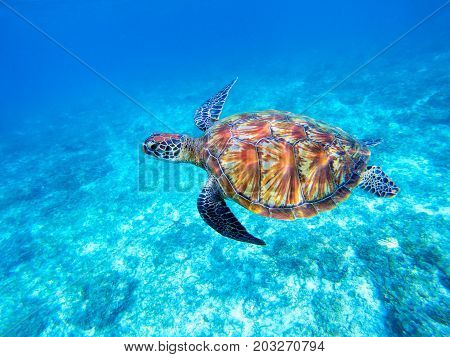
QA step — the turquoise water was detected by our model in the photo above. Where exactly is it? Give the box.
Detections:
[0,1,449,336]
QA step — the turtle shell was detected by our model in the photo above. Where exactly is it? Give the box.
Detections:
[201,110,370,220]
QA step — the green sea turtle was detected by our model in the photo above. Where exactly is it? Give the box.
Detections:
[143,79,399,245]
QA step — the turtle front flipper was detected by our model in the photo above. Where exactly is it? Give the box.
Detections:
[194,78,237,131]
[359,166,399,198]
[197,176,266,245]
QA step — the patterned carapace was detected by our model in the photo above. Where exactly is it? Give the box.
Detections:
[201,110,370,220]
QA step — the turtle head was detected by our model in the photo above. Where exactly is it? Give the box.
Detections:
[143,133,188,161]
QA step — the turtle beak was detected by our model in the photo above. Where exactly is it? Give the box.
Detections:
[142,143,150,155]
[143,135,158,156]
[143,141,158,156]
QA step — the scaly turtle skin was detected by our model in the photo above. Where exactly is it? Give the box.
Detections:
[143,79,399,245]
[201,110,370,220]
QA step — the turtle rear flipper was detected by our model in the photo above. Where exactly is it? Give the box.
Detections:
[197,176,266,245]
[359,166,399,198]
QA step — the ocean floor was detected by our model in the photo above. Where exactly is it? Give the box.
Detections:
[0,51,449,336]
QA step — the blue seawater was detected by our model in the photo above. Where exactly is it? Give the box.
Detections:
[0,0,449,336]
